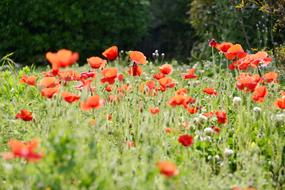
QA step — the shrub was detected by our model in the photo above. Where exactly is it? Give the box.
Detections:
[0,0,150,64]
[189,0,268,59]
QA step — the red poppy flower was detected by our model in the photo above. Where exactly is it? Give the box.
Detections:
[128,64,142,76]
[274,97,285,109]
[16,109,33,121]
[153,72,165,80]
[87,56,106,69]
[252,86,268,103]
[208,39,218,48]
[20,75,37,86]
[80,71,96,80]
[129,51,147,64]
[102,46,119,61]
[236,73,260,92]
[216,42,233,53]
[178,134,194,147]
[105,85,112,92]
[80,95,104,111]
[46,49,79,69]
[2,139,43,162]
[41,86,59,98]
[187,107,198,114]
[263,72,278,83]
[149,107,160,115]
[160,64,173,75]
[182,68,197,79]
[101,67,118,84]
[61,91,80,103]
[211,126,221,134]
[159,77,175,90]
[38,77,59,88]
[215,111,227,124]
[224,44,247,60]
[203,88,217,96]
[118,74,124,81]
[156,161,179,177]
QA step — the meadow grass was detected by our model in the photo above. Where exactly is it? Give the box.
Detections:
[0,56,284,190]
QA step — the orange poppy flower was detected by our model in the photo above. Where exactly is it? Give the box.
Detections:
[58,70,81,81]
[274,97,285,109]
[38,77,59,88]
[178,134,194,147]
[102,46,118,61]
[46,49,79,69]
[165,127,172,133]
[156,161,179,177]
[203,88,217,96]
[159,64,173,75]
[61,91,80,103]
[16,109,33,121]
[127,141,135,148]
[168,95,186,107]
[41,86,59,98]
[149,107,160,115]
[252,86,268,102]
[236,73,260,92]
[128,65,142,76]
[182,68,197,79]
[159,77,175,90]
[215,111,227,124]
[87,56,106,69]
[175,88,188,96]
[2,139,43,162]
[263,72,278,83]
[80,95,104,111]
[101,67,118,84]
[20,75,37,86]
[224,44,247,60]
[129,51,147,64]
[187,107,198,114]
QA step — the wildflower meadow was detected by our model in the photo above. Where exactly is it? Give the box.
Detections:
[0,40,284,190]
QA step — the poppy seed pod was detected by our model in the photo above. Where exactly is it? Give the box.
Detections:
[224,148,234,157]
[233,96,242,106]
[253,107,261,114]
[204,127,214,136]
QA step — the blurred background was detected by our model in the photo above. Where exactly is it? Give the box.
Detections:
[0,0,284,65]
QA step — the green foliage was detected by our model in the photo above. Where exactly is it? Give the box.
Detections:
[189,0,270,59]
[0,0,150,64]
[141,0,195,60]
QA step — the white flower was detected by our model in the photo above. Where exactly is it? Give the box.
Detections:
[204,127,214,135]
[224,148,234,157]
[233,96,242,106]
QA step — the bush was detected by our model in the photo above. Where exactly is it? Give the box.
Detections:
[0,0,150,64]
[189,0,268,59]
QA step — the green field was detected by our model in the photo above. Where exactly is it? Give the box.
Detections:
[0,45,284,190]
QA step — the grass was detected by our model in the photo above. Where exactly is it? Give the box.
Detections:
[0,53,284,190]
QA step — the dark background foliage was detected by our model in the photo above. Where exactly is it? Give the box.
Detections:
[0,0,284,64]
[0,0,150,64]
